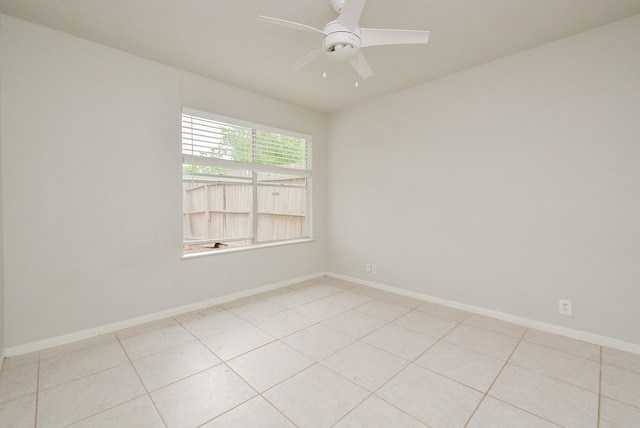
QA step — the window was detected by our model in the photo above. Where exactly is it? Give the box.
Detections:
[182,108,312,255]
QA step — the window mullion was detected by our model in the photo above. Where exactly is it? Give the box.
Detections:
[252,128,259,245]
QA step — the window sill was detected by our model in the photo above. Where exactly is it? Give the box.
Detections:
[180,238,316,260]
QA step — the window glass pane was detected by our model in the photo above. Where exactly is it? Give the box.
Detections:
[183,163,252,183]
[255,132,307,169]
[182,116,251,162]
[257,171,306,185]
[257,184,306,242]
[183,113,307,169]
[183,181,253,254]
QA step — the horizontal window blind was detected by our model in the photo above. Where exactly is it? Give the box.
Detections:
[182,110,309,173]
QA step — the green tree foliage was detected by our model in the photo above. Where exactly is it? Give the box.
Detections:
[222,124,306,167]
[183,123,306,175]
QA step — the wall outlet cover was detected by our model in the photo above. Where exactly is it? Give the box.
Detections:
[559,299,572,316]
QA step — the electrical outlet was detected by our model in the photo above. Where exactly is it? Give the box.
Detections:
[365,262,371,273]
[559,299,572,316]
[371,264,377,275]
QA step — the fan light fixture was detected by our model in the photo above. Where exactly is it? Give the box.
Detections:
[322,23,361,62]
[325,42,358,61]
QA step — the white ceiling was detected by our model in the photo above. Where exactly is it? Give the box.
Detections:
[1,0,640,113]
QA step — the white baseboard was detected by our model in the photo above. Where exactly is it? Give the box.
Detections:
[327,272,640,355]
[4,272,328,357]
[5,270,639,357]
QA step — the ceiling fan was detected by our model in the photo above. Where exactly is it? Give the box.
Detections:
[259,0,430,79]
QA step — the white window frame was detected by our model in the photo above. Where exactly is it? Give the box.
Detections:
[181,107,313,256]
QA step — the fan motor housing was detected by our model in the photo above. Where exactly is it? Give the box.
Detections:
[322,21,361,61]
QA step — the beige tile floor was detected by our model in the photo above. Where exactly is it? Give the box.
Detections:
[1,276,639,427]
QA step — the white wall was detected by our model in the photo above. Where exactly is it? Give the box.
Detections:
[327,16,640,345]
[0,15,327,349]
[2,11,638,352]
[0,47,4,361]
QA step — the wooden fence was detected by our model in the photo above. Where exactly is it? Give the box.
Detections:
[183,176,306,252]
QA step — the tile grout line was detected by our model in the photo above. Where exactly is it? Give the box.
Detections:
[463,326,528,428]
[327,389,373,428]
[466,325,603,396]
[597,345,603,428]
[122,315,229,362]
[50,337,168,427]
[506,357,603,395]
[255,291,412,422]
[343,312,470,426]
[321,343,422,428]
[116,336,169,428]
[193,363,266,427]
[238,287,416,427]
[469,328,574,427]
[34,351,41,428]
[184,312,299,427]
[523,337,601,363]
[258,380,302,428]
[35,361,135,394]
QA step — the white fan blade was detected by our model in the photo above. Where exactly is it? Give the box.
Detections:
[338,0,366,32]
[349,52,373,79]
[290,48,324,71]
[258,15,326,36]
[360,28,430,47]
